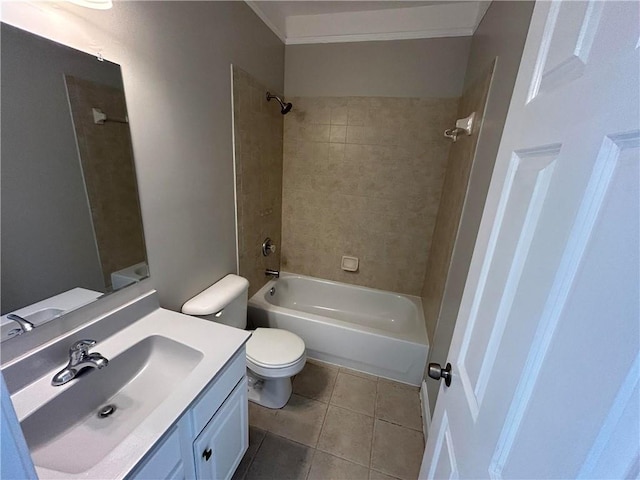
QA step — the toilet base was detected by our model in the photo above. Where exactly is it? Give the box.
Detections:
[247,369,292,409]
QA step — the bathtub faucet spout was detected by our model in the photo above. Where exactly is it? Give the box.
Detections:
[265,269,280,279]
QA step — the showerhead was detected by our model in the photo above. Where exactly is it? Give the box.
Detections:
[266,92,293,115]
[281,101,293,114]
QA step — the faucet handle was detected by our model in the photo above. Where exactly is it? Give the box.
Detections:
[70,339,96,353]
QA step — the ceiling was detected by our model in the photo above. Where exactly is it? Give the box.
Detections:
[246,1,490,45]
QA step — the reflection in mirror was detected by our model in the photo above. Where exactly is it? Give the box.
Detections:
[0,23,148,341]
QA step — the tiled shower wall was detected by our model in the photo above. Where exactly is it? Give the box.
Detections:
[421,64,495,341]
[66,75,146,289]
[232,67,283,297]
[281,97,458,295]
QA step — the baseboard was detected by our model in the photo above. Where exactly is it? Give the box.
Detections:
[420,380,431,439]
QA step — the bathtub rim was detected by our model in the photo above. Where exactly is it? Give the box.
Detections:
[248,272,429,347]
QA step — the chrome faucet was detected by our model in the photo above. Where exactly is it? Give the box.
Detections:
[51,339,109,386]
[265,268,280,279]
[6,314,35,335]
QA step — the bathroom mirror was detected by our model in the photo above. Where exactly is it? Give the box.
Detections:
[0,23,148,340]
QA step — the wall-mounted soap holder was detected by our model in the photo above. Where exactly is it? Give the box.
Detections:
[444,112,475,142]
[341,256,359,272]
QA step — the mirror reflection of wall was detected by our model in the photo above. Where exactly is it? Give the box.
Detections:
[65,75,146,291]
[0,23,148,330]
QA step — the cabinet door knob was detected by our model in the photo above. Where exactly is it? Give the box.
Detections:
[202,448,212,461]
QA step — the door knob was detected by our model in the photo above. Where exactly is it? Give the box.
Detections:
[428,362,452,387]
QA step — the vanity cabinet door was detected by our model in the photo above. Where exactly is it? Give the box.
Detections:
[128,426,184,480]
[193,378,248,480]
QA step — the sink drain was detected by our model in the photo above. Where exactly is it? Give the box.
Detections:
[97,404,116,418]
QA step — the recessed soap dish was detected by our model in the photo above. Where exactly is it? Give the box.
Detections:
[341,256,359,272]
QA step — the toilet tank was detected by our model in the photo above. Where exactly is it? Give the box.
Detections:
[181,274,249,329]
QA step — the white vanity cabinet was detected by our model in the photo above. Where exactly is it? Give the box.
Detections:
[128,348,248,480]
[193,380,248,479]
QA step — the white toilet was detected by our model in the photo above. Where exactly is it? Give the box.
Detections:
[182,274,306,409]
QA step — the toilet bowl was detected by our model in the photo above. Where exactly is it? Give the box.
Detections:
[246,327,306,408]
[182,274,306,409]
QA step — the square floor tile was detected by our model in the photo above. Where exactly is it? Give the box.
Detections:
[293,360,339,402]
[317,405,374,467]
[232,426,266,480]
[270,394,328,447]
[249,401,277,431]
[371,420,424,480]
[308,451,370,480]
[376,380,422,430]
[246,433,314,480]
[340,367,379,382]
[330,372,377,416]
[369,469,401,480]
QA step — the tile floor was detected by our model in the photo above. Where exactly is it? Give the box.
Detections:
[233,359,424,480]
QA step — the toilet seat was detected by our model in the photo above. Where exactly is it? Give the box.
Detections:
[246,328,306,378]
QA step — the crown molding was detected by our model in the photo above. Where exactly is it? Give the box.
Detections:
[245,1,286,44]
[246,1,484,46]
[285,27,476,45]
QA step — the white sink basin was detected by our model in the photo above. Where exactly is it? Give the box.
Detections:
[8,304,250,479]
[20,335,202,474]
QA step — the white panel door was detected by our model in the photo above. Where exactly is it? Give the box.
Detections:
[422,1,639,478]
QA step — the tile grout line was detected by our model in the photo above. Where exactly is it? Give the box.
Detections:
[369,380,379,470]
[307,367,336,479]
[304,446,318,480]
[248,362,422,480]
[240,430,266,480]
[314,366,336,453]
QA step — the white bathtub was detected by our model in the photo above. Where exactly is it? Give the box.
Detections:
[248,273,429,386]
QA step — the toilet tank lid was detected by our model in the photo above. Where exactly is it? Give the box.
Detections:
[181,274,249,316]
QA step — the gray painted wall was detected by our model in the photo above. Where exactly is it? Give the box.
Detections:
[5,2,285,311]
[285,37,471,98]
[426,0,535,414]
[1,23,122,313]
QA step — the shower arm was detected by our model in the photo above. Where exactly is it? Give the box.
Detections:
[266,92,292,114]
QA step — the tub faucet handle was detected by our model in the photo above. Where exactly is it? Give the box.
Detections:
[265,269,280,279]
[262,238,276,256]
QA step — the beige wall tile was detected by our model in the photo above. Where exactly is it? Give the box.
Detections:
[232,66,284,297]
[331,106,348,126]
[420,66,494,341]
[330,125,347,144]
[299,124,331,143]
[65,75,146,289]
[281,95,458,296]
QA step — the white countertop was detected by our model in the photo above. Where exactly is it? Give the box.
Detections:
[10,307,251,479]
